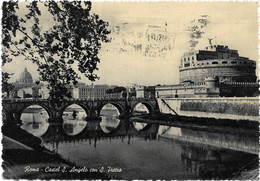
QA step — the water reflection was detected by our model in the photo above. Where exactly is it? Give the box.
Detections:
[62,120,87,136]
[180,144,257,180]
[20,105,49,137]
[18,116,258,180]
[61,104,88,136]
[100,104,120,133]
[21,120,49,137]
[100,116,120,133]
[132,121,148,131]
[40,120,258,180]
[158,125,259,154]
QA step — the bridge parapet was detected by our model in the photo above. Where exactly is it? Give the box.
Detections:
[3,97,157,102]
[2,98,159,124]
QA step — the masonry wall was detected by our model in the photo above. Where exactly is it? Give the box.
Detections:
[179,99,258,116]
[157,98,259,121]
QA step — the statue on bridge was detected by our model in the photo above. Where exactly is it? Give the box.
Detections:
[32,80,41,99]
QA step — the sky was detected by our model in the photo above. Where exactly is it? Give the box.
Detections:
[2,2,259,86]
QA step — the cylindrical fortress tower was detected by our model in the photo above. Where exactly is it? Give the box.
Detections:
[179,45,257,84]
[204,76,218,88]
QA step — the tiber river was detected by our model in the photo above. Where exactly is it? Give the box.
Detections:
[19,104,259,180]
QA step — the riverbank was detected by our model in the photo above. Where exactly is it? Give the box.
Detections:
[130,113,259,136]
[2,123,116,179]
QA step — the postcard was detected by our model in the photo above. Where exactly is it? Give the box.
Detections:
[1,1,259,180]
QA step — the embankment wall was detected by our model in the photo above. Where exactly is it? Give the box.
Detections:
[157,97,259,121]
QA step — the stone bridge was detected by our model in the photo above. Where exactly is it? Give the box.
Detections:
[2,98,159,124]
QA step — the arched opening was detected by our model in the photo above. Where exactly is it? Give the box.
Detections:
[222,61,227,64]
[62,104,88,136]
[132,102,152,116]
[132,121,148,131]
[20,105,49,137]
[100,103,121,133]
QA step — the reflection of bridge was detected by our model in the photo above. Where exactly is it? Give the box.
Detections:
[41,119,159,144]
[2,98,159,124]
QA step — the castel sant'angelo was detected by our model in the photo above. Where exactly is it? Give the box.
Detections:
[156,44,259,98]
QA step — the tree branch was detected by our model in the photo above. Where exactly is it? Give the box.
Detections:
[16,27,49,65]
[11,41,40,65]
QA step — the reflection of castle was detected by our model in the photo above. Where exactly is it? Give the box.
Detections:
[158,126,258,179]
[180,144,257,179]
[159,126,258,154]
[156,45,259,97]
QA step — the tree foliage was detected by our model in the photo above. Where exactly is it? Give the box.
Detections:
[2,1,110,107]
[2,72,14,98]
[105,86,126,94]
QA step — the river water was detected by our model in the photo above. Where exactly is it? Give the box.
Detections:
[20,111,258,180]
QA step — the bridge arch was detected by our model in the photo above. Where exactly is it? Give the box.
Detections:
[60,102,91,119]
[98,101,125,117]
[131,101,155,115]
[17,103,52,122]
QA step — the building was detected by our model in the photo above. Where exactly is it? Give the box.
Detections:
[12,67,50,99]
[127,86,137,98]
[179,45,256,83]
[136,86,156,98]
[156,45,259,98]
[10,68,123,100]
[12,67,36,98]
[14,67,34,89]
[17,67,33,84]
[73,84,122,99]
